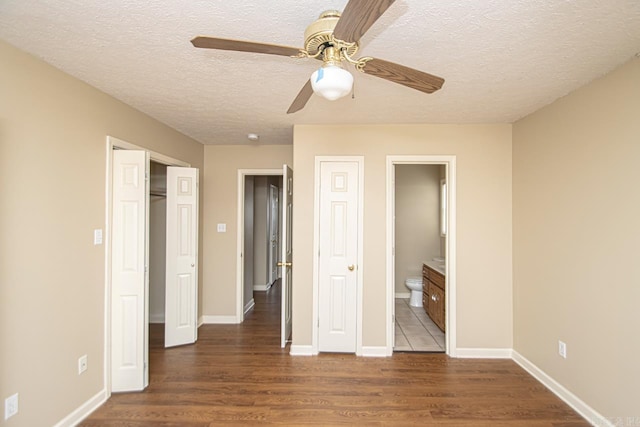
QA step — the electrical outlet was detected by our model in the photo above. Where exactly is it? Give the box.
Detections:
[78,354,88,374]
[4,393,18,420]
[558,340,567,359]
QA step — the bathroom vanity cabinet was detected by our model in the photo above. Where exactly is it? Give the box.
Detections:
[423,263,445,332]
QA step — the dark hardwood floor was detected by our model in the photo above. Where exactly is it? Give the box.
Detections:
[83,282,588,426]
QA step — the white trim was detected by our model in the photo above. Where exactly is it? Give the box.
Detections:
[103,139,113,398]
[361,346,390,357]
[289,345,318,356]
[235,169,283,325]
[395,292,410,299]
[53,389,107,427]
[104,136,191,395]
[253,283,271,291]
[200,315,240,324]
[244,298,255,315]
[512,351,612,427]
[456,348,513,359]
[108,136,190,167]
[313,156,365,355]
[386,155,457,358]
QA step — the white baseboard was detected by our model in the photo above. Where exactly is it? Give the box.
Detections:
[361,346,391,357]
[395,292,410,299]
[200,315,239,324]
[289,345,317,356]
[512,351,611,427]
[253,283,270,291]
[456,348,513,358]
[244,299,255,315]
[53,388,107,427]
[149,313,165,324]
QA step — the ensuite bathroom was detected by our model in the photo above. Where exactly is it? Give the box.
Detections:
[394,164,446,352]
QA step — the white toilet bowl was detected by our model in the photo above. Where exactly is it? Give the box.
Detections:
[405,277,423,307]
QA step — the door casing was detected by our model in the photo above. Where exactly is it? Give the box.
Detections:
[312,156,364,355]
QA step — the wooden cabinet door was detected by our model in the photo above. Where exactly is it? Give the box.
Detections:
[427,282,438,325]
[432,285,445,332]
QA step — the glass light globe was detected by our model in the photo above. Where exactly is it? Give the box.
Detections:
[310,64,354,101]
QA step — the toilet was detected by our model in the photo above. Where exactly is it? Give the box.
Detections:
[405,277,423,307]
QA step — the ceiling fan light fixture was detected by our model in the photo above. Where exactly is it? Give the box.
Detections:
[310,64,354,101]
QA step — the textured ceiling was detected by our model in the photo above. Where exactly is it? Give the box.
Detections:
[1,1,639,145]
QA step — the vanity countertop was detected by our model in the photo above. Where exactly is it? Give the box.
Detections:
[424,260,446,276]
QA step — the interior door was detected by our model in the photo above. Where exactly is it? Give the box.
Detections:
[318,161,359,353]
[280,165,293,348]
[165,166,199,348]
[268,184,279,285]
[111,149,149,392]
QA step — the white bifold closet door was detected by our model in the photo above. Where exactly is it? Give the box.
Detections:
[164,166,199,348]
[111,153,199,393]
[111,150,149,392]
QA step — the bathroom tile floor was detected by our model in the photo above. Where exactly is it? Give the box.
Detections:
[394,298,445,352]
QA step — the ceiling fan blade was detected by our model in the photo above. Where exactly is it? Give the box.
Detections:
[361,58,445,94]
[191,36,302,57]
[287,80,314,114]
[333,0,396,43]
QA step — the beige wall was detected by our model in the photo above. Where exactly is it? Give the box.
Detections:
[253,176,269,288]
[513,57,640,419]
[292,124,513,348]
[201,145,293,317]
[394,165,441,294]
[0,40,203,426]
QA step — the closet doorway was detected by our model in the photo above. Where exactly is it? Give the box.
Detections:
[107,136,199,393]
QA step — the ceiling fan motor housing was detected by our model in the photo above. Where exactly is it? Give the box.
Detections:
[304,10,359,57]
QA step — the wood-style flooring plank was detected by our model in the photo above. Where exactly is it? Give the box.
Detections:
[82,281,589,426]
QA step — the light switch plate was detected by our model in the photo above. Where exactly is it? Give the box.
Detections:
[217,223,226,233]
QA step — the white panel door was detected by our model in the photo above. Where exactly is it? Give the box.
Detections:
[165,167,199,348]
[268,184,279,285]
[111,149,148,392]
[280,165,293,348]
[318,161,359,353]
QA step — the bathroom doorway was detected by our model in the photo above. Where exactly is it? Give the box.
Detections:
[393,164,445,352]
[386,155,457,356]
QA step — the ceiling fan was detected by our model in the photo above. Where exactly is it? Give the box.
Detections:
[191,0,444,114]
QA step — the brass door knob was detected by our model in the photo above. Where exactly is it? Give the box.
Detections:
[348,264,355,271]
[277,261,292,267]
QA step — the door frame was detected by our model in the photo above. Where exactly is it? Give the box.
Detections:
[312,156,365,355]
[385,155,457,357]
[235,169,283,323]
[104,136,190,394]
